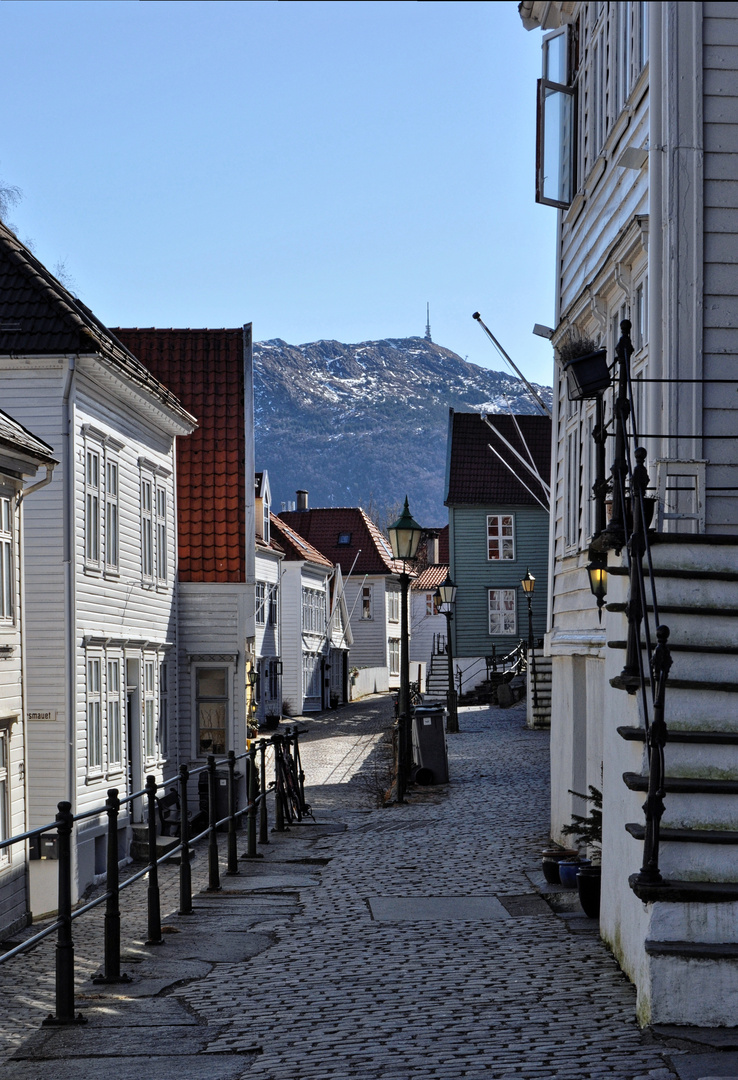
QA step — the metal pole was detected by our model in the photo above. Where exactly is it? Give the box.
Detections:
[242,743,262,858]
[258,739,269,845]
[445,609,459,734]
[592,392,608,538]
[206,755,221,891]
[145,776,163,945]
[634,625,672,886]
[44,802,85,1025]
[96,788,129,983]
[178,764,193,915]
[397,567,410,801]
[273,735,285,832]
[226,750,239,875]
[607,321,633,548]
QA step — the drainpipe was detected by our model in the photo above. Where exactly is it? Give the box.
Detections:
[648,2,664,466]
[62,357,77,812]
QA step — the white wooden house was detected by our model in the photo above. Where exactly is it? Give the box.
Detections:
[521,0,738,1026]
[0,410,57,938]
[270,515,352,714]
[115,328,258,766]
[0,224,196,913]
[280,499,407,691]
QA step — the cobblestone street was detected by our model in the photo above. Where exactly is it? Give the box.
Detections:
[0,696,713,1078]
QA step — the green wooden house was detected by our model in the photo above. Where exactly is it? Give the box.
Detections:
[444,411,551,673]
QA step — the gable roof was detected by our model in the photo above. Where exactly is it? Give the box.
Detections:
[0,224,194,428]
[114,327,247,582]
[412,564,450,591]
[278,506,402,576]
[445,411,551,507]
[269,514,333,569]
[0,408,57,471]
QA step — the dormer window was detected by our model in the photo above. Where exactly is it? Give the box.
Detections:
[337,532,351,545]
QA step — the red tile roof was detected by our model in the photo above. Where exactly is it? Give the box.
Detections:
[439,524,449,563]
[445,412,551,506]
[114,327,246,582]
[412,564,449,591]
[270,514,333,568]
[278,506,402,576]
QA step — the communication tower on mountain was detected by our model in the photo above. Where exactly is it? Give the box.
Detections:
[424,303,432,342]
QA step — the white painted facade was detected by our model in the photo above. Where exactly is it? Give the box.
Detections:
[521,0,738,1026]
[254,546,283,724]
[0,355,194,913]
[342,574,403,689]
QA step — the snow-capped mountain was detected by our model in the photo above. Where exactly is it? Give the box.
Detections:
[254,336,552,528]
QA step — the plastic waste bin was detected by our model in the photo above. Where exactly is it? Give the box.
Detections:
[411,705,449,784]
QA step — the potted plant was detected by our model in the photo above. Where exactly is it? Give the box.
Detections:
[561,786,602,917]
[557,329,610,401]
[541,845,579,885]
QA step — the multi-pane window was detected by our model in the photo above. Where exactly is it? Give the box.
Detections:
[156,487,167,582]
[388,639,400,676]
[302,653,321,702]
[566,428,581,548]
[87,657,103,771]
[144,660,156,760]
[197,667,228,756]
[487,515,515,561]
[159,663,168,758]
[86,450,100,564]
[0,497,12,621]
[268,584,278,626]
[107,658,122,768]
[488,589,517,636]
[141,478,153,579]
[425,592,441,616]
[0,730,8,856]
[361,585,373,620]
[302,587,325,634]
[105,460,119,570]
[387,588,400,623]
[255,582,266,625]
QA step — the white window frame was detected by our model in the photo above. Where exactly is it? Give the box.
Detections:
[488,589,517,636]
[106,655,123,770]
[388,638,400,676]
[85,446,101,568]
[87,654,103,774]
[156,485,167,583]
[565,425,581,551]
[143,659,157,762]
[387,587,400,623]
[159,661,169,759]
[0,496,13,623]
[302,652,321,703]
[267,583,278,627]
[255,582,266,625]
[195,666,229,757]
[141,476,154,582]
[361,585,373,621]
[487,515,515,562]
[105,457,119,572]
[302,587,325,635]
[0,728,9,863]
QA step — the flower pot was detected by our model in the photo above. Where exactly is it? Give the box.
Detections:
[562,348,610,400]
[541,848,578,885]
[558,859,590,889]
[576,864,602,918]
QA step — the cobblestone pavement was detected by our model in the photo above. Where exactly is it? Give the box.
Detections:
[0,695,703,1078]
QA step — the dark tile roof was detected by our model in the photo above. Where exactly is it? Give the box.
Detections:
[445,412,551,507]
[0,408,57,467]
[0,224,193,425]
[270,514,333,569]
[114,328,246,583]
[278,506,402,576]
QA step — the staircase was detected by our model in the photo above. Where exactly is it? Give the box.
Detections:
[602,535,738,1026]
[526,649,552,728]
[426,651,450,698]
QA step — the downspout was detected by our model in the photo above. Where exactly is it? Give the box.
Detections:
[648,3,664,465]
[171,442,181,769]
[62,357,77,810]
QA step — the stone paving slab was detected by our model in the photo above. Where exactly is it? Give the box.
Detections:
[3,1054,257,1079]
[367,894,511,921]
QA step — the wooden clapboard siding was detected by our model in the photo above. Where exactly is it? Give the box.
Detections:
[703,1,738,529]
[450,504,549,658]
[342,576,390,670]
[279,563,303,713]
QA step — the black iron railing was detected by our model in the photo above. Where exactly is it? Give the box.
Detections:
[0,726,308,1024]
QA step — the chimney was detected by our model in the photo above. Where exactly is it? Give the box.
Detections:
[296,489,309,511]
[428,536,439,565]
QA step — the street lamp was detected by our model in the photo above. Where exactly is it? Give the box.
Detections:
[521,568,535,648]
[586,555,608,622]
[435,572,459,734]
[247,666,258,743]
[387,496,422,802]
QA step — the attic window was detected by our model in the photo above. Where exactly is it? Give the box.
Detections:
[337,532,352,545]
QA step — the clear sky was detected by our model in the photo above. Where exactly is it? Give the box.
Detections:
[1,0,557,386]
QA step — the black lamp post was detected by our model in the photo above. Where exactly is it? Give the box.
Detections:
[586,555,608,622]
[247,666,258,742]
[387,496,422,802]
[436,573,459,734]
[521,568,535,648]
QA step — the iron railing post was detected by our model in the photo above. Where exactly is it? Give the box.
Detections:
[43,801,84,1025]
[207,755,221,891]
[178,764,193,915]
[226,750,239,875]
[96,788,129,983]
[145,776,163,946]
[273,735,285,832]
[607,321,633,550]
[291,726,308,812]
[258,738,269,845]
[633,625,672,885]
[612,447,650,693]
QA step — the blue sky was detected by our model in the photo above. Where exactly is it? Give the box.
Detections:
[1,0,556,385]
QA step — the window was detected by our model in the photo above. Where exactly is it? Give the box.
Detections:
[156,487,167,582]
[302,587,325,634]
[0,730,8,858]
[488,589,517,636]
[87,657,102,771]
[159,663,168,758]
[388,639,400,676]
[566,427,581,548]
[141,478,153,579]
[107,658,122,768]
[268,584,278,627]
[197,667,228,756]
[105,460,119,570]
[302,653,321,702]
[487,515,515,561]
[361,585,373,620]
[86,449,101,565]
[387,587,400,623]
[337,532,351,545]
[425,592,441,616]
[256,582,266,625]
[536,27,576,208]
[144,660,156,760]
[0,497,12,621]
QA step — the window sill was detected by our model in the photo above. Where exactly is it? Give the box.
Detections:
[85,771,105,785]
[83,565,102,578]
[104,569,120,581]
